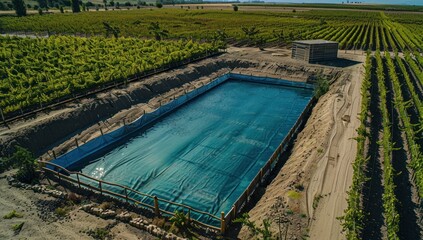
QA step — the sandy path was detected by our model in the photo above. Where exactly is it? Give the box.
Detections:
[307,61,364,239]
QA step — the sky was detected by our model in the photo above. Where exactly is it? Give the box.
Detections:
[245,0,423,6]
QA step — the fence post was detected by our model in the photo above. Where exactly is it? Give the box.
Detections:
[260,168,263,183]
[0,107,5,124]
[124,188,129,203]
[220,211,226,235]
[232,205,237,219]
[100,127,104,136]
[187,208,191,224]
[76,173,81,189]
[56,169,61,183]
[99,181,103,195]
[52,150,57,159]
[154,196,160,217]
[75,138,79,148]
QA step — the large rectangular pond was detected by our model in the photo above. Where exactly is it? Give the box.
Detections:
[52,74,313,226]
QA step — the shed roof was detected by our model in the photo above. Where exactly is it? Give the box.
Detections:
[293,39,338,45]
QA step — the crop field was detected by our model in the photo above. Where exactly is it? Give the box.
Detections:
[342,50,423,239]
[1,9,423,117]
[0,9,423,51]
[0,36,217,114]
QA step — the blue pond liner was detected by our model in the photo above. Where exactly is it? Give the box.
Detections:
[51,73,314,226]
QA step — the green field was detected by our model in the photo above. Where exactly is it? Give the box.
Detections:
[239,3,423,12]
[1,8,423,115]
[0,36,217,114]
[0,9,422,51]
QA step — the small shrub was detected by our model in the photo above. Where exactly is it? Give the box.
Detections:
[54,207,70,217]
[6,146,38,184]
[233,4,238,11]
[11,222,24,234]
[286,209,294,215]
[3,210,23,219]
[86,227,111,240]
[287,190,301,200]
[156,2,162,8]
[313,194,323,209]
[233,213,273,239]
[169,210,188,233]
[314,76,330,98]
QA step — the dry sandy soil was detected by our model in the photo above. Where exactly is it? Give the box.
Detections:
[0,47,365,239]
[0,171,156,240]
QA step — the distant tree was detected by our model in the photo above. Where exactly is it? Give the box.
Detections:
[103,0,107,7]
[60,5,64,12]
[148,21,169,40]
[156,2,162,8]
[103,22,120,38]
[116,2,120,8]
[26,4,31,8]
[232,4,238,11]
[82,3,86,11]
[33,4,39,10]
[12,0,26,16]
[109,0,114,6]
[71,0,80,12]
[124,2,131,6]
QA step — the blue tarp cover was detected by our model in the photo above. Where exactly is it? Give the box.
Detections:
[52,74,313,225]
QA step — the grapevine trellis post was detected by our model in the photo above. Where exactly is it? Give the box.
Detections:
[0,107,5,124]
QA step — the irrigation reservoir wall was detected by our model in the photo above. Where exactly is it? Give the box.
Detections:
[43,73,315,232]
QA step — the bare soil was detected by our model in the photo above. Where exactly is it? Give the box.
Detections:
[0,171,155,240]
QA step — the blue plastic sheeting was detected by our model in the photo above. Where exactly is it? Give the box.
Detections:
[52,75,313,225]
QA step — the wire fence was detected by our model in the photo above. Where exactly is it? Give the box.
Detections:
[40,160,222,232]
